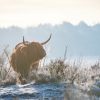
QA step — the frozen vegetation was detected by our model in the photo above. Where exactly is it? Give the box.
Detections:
[0,49,100,100]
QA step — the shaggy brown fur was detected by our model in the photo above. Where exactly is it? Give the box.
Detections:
[10,42,46,78]
[10,34,51,82]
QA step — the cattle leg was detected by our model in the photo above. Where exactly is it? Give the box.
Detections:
[17,73,27,84]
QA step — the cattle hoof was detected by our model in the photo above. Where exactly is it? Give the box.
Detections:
[17,75,27,84]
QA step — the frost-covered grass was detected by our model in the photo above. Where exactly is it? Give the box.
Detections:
[0,48,100,99]
[0,50,8,81]
[30,58,100,84]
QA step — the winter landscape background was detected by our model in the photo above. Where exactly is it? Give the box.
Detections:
[0,21,100,57]
[0,21,100,65]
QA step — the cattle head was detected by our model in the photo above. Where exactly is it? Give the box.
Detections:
[10,34,51,80]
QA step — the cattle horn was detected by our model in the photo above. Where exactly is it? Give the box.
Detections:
[23,36,25,44]
[41,34,52,45]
